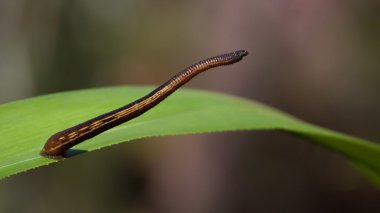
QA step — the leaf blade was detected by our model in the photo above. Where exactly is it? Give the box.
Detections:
[0,86,379,185]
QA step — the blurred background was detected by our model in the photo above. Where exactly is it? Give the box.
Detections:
[1,0,380,212]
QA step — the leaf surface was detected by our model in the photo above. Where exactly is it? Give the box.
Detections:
[1,86,379,186]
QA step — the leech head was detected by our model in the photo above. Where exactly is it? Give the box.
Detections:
[235,49,249,58]
[221,50,249,65]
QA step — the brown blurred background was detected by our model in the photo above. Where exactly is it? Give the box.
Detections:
[0,0,380,212]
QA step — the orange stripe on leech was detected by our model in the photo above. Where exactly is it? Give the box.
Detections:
[78,126,90,132]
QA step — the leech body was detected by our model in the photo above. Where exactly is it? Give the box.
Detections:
[41,50,248,159]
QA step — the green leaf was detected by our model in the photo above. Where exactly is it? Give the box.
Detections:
[1,86,379,186]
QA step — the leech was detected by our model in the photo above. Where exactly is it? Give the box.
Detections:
[40,50,249,159]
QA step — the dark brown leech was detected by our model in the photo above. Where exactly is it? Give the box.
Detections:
[41,50,248,159]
